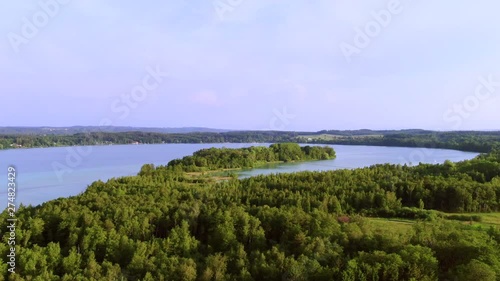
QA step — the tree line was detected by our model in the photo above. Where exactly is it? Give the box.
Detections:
[2,130,500,153]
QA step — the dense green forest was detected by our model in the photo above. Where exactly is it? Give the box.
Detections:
[167,144,336,172]
[2,146,500,280]
[2,130,500,153]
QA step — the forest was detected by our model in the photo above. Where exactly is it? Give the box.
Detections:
[1,145,500,280]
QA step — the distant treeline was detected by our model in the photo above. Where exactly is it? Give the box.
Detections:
[304,131,500,153]
[1,130,500,153]
[166,143,336,172]
[0,131,298,149]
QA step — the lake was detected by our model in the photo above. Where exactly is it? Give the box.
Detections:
[0,143,479,208]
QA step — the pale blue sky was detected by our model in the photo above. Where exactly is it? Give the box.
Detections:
[1,0,499,131]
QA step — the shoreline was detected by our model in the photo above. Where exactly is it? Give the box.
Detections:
[0,141,487,154]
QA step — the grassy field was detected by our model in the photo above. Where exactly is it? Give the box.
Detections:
[444,212,500,227]
[365,218,415,236]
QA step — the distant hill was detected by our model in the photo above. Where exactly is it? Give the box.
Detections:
[0,126,232,135]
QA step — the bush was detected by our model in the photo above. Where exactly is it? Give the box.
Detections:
[445,214,483,222]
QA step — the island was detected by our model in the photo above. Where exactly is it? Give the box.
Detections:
[138,143,336,182]
[165,143,336,172]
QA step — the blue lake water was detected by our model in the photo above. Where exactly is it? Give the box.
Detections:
[0,143,479,208]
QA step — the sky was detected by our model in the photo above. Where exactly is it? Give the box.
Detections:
[1,0,499,131]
